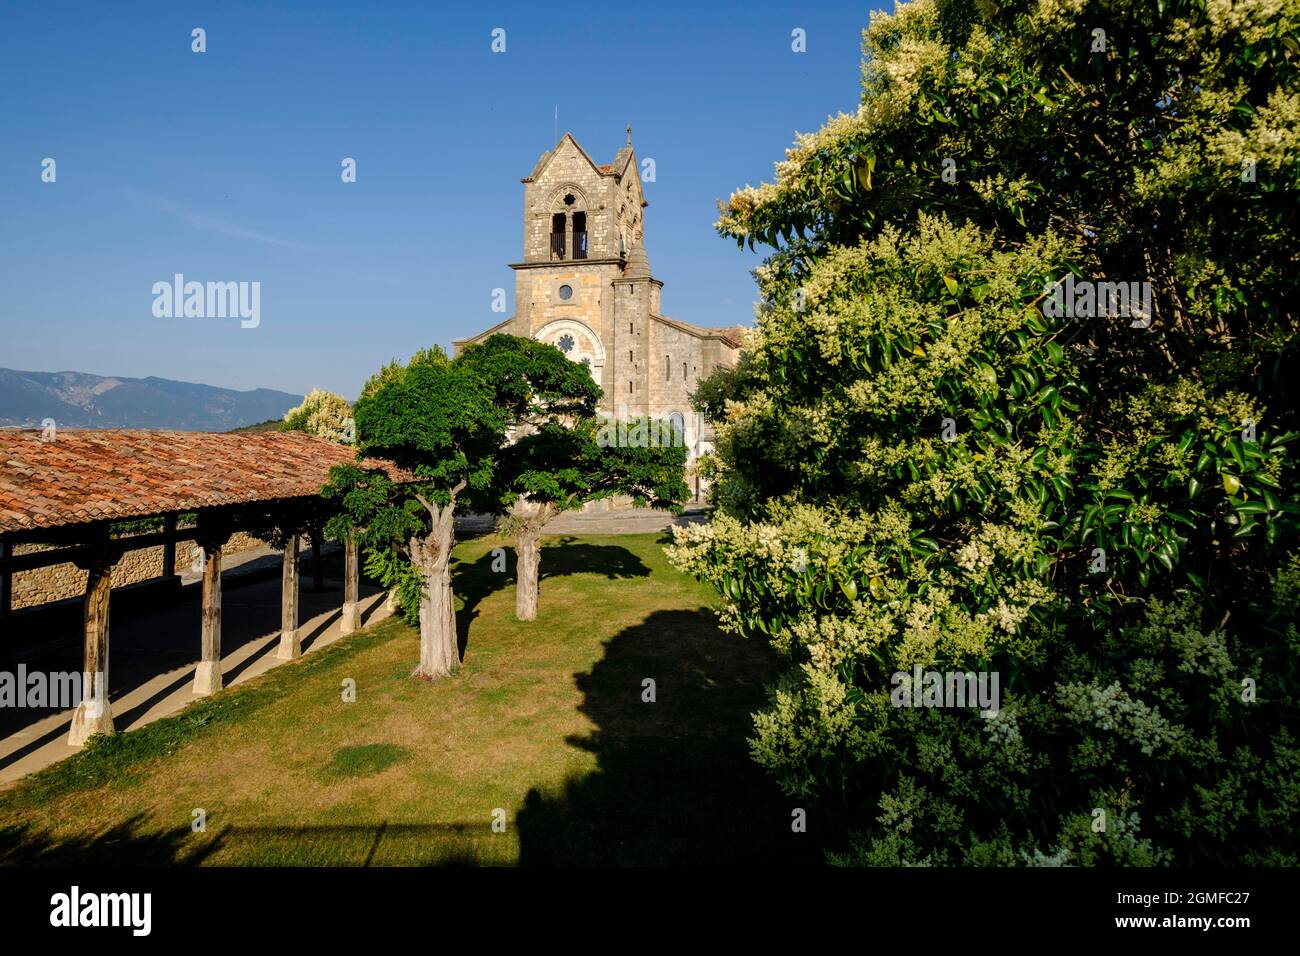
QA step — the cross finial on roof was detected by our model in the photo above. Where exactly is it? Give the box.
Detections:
[626,123,632,146]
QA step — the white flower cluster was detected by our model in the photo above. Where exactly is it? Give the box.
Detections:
[1056,680,1184,756]
[984,704,1023,748]
[1022,846,1071,867]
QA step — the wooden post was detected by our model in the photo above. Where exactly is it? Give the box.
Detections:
[0,540,11,616]
[277,534,301,659]
[192,536,226,696]
[341,534,360,634]
[161,514,177,578]
[67,551,117,745]
[311,529,323,592]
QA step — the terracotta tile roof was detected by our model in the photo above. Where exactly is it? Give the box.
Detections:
[0,430,399,534]
[598,164,614,173]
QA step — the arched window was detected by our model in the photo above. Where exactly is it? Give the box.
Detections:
[666,411,685,447]
[665,355,671,381]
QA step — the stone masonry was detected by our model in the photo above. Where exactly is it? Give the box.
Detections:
[453,130,744,479]
[10,531,264,610]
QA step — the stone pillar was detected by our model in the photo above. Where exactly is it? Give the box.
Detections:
[192,535,227,696]
[277,534,301,659]
[341,534,360,634]
[68,551,118,746]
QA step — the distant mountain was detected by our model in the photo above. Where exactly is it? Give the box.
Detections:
[0,368,302,432]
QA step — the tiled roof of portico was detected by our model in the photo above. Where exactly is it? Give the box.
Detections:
[0,430,391,533]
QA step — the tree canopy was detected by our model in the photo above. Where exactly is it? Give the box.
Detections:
[461,334,688,619]
[671,0,1300,865]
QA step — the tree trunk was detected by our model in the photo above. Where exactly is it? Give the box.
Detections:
[512,500,555,621]
[411,497,460,680]
[516,533,541,620]
[443,570,456,656]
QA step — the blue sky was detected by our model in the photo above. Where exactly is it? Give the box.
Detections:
[0,1,876,398]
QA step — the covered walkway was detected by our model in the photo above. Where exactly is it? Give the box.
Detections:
[0,429,404,753]
[0,559,391,787]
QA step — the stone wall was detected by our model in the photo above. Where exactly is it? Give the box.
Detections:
[10,531,266,611]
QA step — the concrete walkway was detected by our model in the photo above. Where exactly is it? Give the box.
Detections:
[0,570,391,789]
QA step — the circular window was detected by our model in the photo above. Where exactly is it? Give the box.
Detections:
[564,193,576,206]
[557,334,575,353]
[558,284,573,300]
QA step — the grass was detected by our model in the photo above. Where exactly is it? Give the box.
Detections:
[318,744,413,782]
[0,532,816,866]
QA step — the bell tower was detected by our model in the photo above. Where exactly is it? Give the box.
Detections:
[452,126,744,492]
[510,131,647,408]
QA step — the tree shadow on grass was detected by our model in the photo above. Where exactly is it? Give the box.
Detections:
[452,541,650,659]
[539,538,651,583]
[0,816,496,866]
[515,608,823,865]
[0,814,221,866]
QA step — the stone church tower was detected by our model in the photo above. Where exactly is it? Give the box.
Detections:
[453,130,743,490]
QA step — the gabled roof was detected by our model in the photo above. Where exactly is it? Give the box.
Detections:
[452,315,515,350]
[0,430,404,534]
[523,133,606,183]
[650,315,745,349]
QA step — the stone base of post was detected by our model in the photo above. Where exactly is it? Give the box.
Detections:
[67,698,114,746]
[277,627,301,660]
[192,660,223,696]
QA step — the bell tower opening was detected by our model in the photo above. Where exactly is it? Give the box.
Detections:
[572,211,587,260]
[550,213,566,259]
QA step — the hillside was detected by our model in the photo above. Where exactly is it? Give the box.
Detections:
[0,368,301,432]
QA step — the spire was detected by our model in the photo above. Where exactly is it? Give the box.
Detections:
[624,241,651,280]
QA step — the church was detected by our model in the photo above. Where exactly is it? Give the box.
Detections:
[453,130,743,484]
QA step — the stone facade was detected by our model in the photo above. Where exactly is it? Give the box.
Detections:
[10,532,265,610]
[453,131,743,478]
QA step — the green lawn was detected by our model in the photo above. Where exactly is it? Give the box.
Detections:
[0,532,815,866]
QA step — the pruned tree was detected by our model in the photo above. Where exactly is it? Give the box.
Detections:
[325,347,506,680]
[501,418,689,619]
[457,333,688,619]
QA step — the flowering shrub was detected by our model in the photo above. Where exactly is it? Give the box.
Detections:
[282,388,353,443]
[669,0,1300,864]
